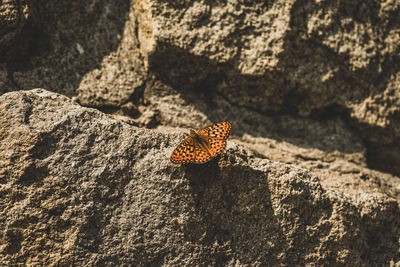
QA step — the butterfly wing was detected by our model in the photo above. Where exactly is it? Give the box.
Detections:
[170,135,197,164]
[208,139,227,157]
[197,121,232,140]
[194,147,213,163]
[171,122,232,164]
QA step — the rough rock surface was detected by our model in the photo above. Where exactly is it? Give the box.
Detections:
[135,0,400,113]
[2,0,399,175]
[1,0,400,265]
[1,89,399,265]
[134,0,400,175]
[0,0,145,108]
[0,0,31,59]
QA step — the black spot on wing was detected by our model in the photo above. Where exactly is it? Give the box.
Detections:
[209,139,226,157]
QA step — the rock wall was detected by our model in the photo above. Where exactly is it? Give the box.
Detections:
[1,0,400,265]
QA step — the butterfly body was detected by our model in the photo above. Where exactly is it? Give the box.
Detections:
[170,122,232,164]
[189,129,212,157]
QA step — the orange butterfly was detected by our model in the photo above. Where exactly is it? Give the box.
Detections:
[170,122,232,164]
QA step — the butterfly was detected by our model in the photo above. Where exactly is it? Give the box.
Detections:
[170,122,232,164]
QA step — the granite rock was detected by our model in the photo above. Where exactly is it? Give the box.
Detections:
[0,89,399,265]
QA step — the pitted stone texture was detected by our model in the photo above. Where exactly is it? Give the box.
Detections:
[0,0,30,58]
[134,0,400,175]
[0,89,399,265]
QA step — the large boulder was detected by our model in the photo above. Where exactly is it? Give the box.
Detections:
[0,89,399,265]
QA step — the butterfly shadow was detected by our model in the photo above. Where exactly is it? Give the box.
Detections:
[181,157,222,186]
[178,160,295,265]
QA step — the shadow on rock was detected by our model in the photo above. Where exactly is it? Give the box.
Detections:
[181,161,288,265]
[147,40,399,176]
[2,0,134,101]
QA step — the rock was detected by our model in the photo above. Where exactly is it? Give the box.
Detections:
[0,0,31,60]
[1,0,400,262]
[134,0,399,113]
[0,89,399,265]
[133,0,400,175]
[350,73,400,175]
[0,0,145,107]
